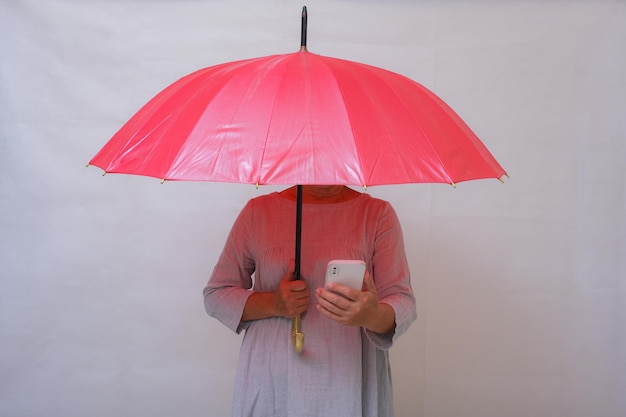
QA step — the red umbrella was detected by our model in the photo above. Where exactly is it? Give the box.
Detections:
[89,7,506,351]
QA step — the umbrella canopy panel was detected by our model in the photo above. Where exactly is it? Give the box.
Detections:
[90,50,506,186]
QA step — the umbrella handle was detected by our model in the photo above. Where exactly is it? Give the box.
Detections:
[292,314,304,353]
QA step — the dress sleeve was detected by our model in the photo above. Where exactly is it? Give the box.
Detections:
[364,201,417,349]
[203,200,256,334]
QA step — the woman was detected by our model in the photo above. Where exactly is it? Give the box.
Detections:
[204,185,416,417]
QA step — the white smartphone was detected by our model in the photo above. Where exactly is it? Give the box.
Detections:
[324,260,366,290]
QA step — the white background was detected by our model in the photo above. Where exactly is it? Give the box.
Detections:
[1,1,624,416]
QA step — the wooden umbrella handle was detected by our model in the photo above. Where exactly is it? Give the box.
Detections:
[292,314,304,353]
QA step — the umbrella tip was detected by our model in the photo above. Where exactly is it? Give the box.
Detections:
[300,5,308,51]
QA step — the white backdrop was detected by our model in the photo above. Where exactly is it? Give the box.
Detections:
[1,1,624,416]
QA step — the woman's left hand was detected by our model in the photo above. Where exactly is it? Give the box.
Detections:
[315,271,395,333]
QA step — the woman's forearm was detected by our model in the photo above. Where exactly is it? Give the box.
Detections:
[240,291,280,322]
[363,302,396,334]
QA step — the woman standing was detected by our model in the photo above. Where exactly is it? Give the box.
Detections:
[204,185,416,417]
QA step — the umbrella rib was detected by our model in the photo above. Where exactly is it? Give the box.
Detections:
[257,79,280,186]
[331,58,454,185]
[389,82,453,184]
[376,73,454,184]
[257,53,306,185]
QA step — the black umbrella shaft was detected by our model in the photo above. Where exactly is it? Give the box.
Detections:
[295,7,305,279]
[294,185,303,281]
[300,6,308,50]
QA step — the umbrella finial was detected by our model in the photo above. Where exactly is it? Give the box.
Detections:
[300,6,308,51]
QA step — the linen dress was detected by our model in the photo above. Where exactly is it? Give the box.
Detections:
[203,192,416,417]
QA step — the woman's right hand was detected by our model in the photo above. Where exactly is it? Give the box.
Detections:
[274,259,309,318]
[240,260,309,322]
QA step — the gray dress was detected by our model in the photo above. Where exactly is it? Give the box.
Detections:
[204,192,416,417]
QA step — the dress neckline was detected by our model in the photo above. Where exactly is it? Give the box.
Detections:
[273,190,366,206]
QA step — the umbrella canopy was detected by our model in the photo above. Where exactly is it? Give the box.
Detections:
[89,33,505,188]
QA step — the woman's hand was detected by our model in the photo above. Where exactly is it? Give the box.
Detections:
[315,271,396,334]
[274,259,309,318]
[241,259,309,322]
